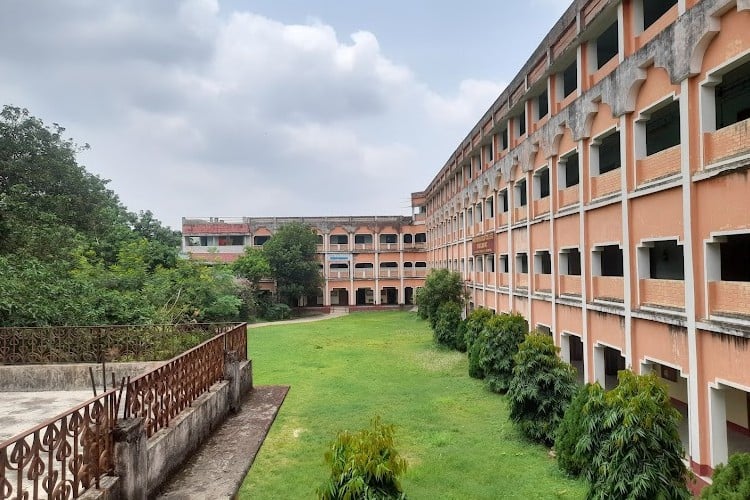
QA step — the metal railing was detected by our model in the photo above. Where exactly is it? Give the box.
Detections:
[0,322,247,499]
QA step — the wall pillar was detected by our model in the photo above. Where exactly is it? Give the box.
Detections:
[114,417,147,500]
[224,350,241,413]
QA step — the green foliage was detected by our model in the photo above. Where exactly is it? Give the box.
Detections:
[432,301,463,350]
[262,222,322,306]
[464,308,494,379]
[582,371,690,500]
[263,303,292,321]
[477,313,528,393]
[554,384,597,477]
[318,416,408,500]
[702,452,750,499]
[233,247,271,284]
[415,269,465,326]
[507,333,577,445]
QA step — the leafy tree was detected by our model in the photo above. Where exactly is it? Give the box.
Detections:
[555,384,597,477]
[507,333,577,445]
[702,452,750,499]
[318,417,407,500]
[477,313,528,393]
[262,222,322,306]
[233,247,271,285]
[433,301,463,350]
[464,308,494,378]
[584,371,690,500]
[415,269,465,326]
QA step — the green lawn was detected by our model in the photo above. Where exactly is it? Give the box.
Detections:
[239,311,586,499]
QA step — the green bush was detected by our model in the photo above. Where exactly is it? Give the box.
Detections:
[702,452,750,499]
[415,269,465,326]
[318,417,408,500]
[477,313,528,393]
[433,301,463,350]
[464,309,494,378]
[554,383,599,477]
[263,303,292,321]
[506,333,577,445]
[584,371,690,500]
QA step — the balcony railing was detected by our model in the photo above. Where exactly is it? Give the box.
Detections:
[533,197,550,217]
[403,269,428,278]
[640,278,685,309]
[378,269,400,279]
[515,272,529,289]
[591,169,620,199]
[636,145,681,185]
[328,270,350,279]
[353,243,374,251]
[592,276,624,302]
[498,272,510,287]
[559,275,582,296]
[352,269,375,279]
[534,273,552,293]
[497,211,509,227]
[708,280,750,318]
[703,119,750,166]
[514,205,528,224]
[558,185,579,208]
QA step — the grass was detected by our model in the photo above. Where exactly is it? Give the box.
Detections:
[238,311,586,499]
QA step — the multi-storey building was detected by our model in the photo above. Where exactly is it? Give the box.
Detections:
[182,198,428,308]
[421,0,750,482]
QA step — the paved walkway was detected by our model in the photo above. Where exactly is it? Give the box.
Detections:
[0,390,95,442]
[156,385,289,499]
[247,309,348,328]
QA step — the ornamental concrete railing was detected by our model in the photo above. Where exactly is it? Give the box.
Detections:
[0,323,251,500]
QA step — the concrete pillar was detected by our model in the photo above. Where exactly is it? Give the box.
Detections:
[224,350,241,413]
[114,418,147,500]
[594,345,606,387]
[710,385,728,467]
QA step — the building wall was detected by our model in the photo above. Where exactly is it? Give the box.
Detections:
[421,0,750,479]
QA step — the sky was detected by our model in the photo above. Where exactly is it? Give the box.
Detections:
[0,0,570,229]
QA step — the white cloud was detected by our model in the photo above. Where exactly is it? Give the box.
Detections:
[0,0,502,226]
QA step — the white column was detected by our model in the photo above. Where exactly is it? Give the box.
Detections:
[710,385,728,467]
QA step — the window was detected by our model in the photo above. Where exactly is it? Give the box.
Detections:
[498,189,509,213]
[330,234,348,245]
[499,254,509,273]
[647,240,684,280]
[645,100,680,156]
[485,196,494,218]
[516,253,529,273]
[595,245,624,277]
[485,143,494,164]
[643,0,676,30]
[476,203,483,222]
[487,254,495,272]
[355,234,373,244]
[415,261,427,268]
[380,234,397,244]
[500,126,509,150]
[316,234,324,244]
[467,207,473,225]
[535,251,552,274]
[594,131,621,175]
[537,89,549,119]
[560,248,581,275]
[187,236,209,246]
[403,234,413,244]
[516,179,527,207]
[218,235,245,246]
[715,61,750,129]
[535,167,550,199]
[415,233,427,243]
[719,234,750,281]
[562,60,577,98]
[476,257,484,272]
[516,110,526,137]
[596,22,619,69]
[560,151,579,188]
[254,235,270,245]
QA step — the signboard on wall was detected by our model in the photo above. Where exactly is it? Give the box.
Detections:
[327,253,352,262]
[472,233,495,255]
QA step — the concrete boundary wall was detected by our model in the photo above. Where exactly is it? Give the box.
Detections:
[0,362,163,391]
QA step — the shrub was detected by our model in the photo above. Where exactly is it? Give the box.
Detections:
[702,452,750,499]
[506,333,577,445]
[554,383,599,477]
[464,309,494,378]
[433,301,463,350]
[477,313,528,393]
[263,303,292,321]
[415,269,465,326]
[585,371,690,500]
[318,417,408,500]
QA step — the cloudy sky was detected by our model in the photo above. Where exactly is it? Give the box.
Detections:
[0,0,569,229]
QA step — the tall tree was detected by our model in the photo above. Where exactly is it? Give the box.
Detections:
[262,222,322,305]
[415,269,466,326]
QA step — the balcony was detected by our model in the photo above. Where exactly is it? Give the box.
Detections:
[483,219,494,233]
[378,269,400,279]
[498,272,510,288]
[352,269,375,279]
[533,197,550,218]
[353,243,375,252]
[534,274,552,293]
[379,242,400,251]
[497,211,509,227]
[640,279,685,309]
[515,272,529,289]
[708,281,750,318]
[592,276,624,302]
[403,242,427,250]
[588,56,618,88]
[558,185,579,208]
[590,169,620,200]
[403,268,427,278]
[486,272,496,287]
[316,244,325,252]
[703,119,750,167]
[514,205,528,224]
[636,145,681,185]
[559,275,581,296]
[329,243,350,252]
[328,270,350,280]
